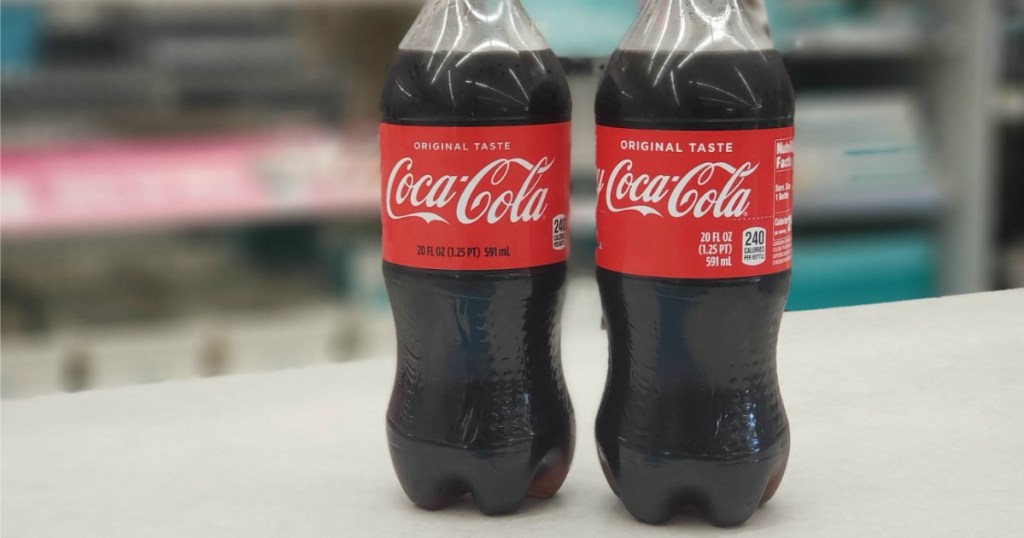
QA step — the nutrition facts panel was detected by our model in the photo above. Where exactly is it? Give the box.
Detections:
[772,136,794,271]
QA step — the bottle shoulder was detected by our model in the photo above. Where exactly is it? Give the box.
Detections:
[595,49,794,130]
[381,49,572,126]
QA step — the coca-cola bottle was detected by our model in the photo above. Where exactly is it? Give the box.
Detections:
[379,0,574,515]
[594,0,794,526]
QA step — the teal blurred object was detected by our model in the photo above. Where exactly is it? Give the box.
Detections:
[788,232,938,311]
[521,0,640,57]
[765,0,860,51]
[0,4,43,71]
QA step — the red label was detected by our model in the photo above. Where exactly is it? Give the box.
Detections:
[596,126,793,279]
[380,123,570,270]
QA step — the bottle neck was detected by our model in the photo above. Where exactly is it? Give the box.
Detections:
[620,0,772,52]
[448,0,518,12]
[423,0,519,18]
[401,0,548,52]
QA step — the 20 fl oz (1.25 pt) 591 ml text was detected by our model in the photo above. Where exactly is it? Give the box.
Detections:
[415,245,512,259]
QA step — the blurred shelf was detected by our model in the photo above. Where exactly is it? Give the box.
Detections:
[21,0,425,6]
[0,303,370,399]
[783,51,923,89]
[1001,85,1024,122]
[793,182,946,227]
[0,129,380,241]
[1,66,341,119]
[783,37,926,62]
[1,67,164,112]
[1004,240,1024,289]
[568,198,596,238]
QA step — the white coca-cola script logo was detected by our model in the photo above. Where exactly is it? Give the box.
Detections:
[597,160,758,218]
[386,157,554,225]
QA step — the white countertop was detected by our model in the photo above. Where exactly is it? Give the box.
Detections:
[3,288,1024,537]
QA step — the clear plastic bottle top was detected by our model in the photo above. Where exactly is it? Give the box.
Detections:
[617,0,774,53]
[381,0,570,125]
[399,0,551,52]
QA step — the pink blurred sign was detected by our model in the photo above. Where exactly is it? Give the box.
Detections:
[1,129,379,239]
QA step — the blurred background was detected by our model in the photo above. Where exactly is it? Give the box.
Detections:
[2,0,1022,399]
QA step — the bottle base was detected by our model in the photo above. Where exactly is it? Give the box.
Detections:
[388,425,573,516]
[598,444,788,526]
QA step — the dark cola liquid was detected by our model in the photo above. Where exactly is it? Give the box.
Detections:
[381,49,574,515]
[595,49,794,526]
